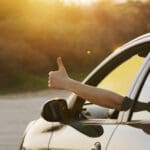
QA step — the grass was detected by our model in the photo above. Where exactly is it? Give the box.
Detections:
[0,71,90,95]
[0,74,47,94]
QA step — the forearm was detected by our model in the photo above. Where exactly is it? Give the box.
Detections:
[65,79,124,110]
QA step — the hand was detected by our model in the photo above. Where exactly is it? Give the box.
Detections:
[48,57,70,90]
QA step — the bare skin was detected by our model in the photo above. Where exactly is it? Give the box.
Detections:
[48,57,124,110]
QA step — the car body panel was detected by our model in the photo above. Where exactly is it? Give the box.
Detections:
[22,118,52,149]
[107,122,150,150]
[49,121,118,150]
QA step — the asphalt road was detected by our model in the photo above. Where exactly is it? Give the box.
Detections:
[0,90,71,150]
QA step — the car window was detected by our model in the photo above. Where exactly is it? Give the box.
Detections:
[83,54,144,119]
[98,55,144,96]
[132,72,150,121]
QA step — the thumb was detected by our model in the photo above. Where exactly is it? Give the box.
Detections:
[57,57,66,71]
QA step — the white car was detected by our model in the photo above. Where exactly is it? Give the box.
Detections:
[20,33,150,150]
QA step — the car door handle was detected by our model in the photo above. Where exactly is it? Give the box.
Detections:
[92,142,101,150]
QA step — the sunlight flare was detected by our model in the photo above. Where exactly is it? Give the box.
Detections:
[63,0,94,5]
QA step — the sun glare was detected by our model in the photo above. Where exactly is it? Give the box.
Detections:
[63,0,94,5]
[31,0,127,5]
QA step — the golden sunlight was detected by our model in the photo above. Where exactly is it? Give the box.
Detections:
[30,0,127,5]
[30,0,50,3]
[114,0,126,3]
[63,0,126,5]
[63,0,94,5]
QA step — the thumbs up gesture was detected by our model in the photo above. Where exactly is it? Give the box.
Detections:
[48,57,70,90]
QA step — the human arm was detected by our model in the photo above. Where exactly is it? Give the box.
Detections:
[48,57,124,110]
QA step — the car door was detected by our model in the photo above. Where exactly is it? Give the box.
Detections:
[49,120,118,150]
[107,53,150,150]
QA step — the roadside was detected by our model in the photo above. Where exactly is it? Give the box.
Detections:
[0,89,71,150]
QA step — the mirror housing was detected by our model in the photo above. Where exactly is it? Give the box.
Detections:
[41,98,71,123]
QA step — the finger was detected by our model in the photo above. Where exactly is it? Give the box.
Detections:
[48,80,51,88]
[57,57,65,71]
[48,71,53,77]
[48,79,50,85]
[48,71,52,76]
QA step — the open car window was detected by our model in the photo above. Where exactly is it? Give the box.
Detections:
[98,55,144,96]
[83,54,144,119]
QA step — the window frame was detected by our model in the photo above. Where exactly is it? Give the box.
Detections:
[122,53,150,122]
[130,69,150,121]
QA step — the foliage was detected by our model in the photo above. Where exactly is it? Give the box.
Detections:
[0,0,150,93]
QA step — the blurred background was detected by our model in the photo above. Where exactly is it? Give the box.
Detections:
[0,0,150,94]
[0,0,150,149]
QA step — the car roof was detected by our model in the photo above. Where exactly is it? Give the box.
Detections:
[83,33,150,85]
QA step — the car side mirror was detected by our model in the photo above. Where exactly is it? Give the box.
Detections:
[41,98,71,123]
[41,99,105,138]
